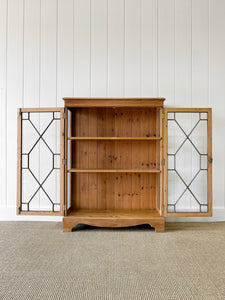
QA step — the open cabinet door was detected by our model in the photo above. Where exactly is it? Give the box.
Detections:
[163,108,212,217]
[17,108,65,215]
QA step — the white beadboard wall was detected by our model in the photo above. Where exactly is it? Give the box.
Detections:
[0,0,225,221]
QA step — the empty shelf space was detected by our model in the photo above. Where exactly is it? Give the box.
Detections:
[68,209,161,219]
[67,168,161,173]
[68,137,162,140]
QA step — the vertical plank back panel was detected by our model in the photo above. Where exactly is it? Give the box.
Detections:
[114,108,123,209]
[121,108,132,209]
[140,109,150,208]
[97,108,106,209]
[71,109,80,209]
[79,109,89,209]
[105,109,115,209]
[70,107,159,211]
[131,108,141,209]
[88,108,98,209]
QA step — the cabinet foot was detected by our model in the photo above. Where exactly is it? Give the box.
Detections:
[149,219,165,233]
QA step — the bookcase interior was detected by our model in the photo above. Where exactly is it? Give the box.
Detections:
[66,107,162,214]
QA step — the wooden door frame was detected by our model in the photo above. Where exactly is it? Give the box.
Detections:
[64,107,73,216]
[163,108,212,217]
[17,107,65,216]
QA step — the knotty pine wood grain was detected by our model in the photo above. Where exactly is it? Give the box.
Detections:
[70,107,159,211]
[88,108,98,209]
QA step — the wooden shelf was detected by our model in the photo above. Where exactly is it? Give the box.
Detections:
[68,209,161,218]
[67,168,160,173]
[68,137,161,140]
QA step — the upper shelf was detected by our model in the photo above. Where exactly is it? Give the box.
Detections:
[63,97,165,108]
[68,137,162,141]
[67,168,161,173]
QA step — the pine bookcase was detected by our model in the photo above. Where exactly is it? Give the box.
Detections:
[17,98,212,232]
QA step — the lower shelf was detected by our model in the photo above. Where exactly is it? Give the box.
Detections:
[63,209,165,233]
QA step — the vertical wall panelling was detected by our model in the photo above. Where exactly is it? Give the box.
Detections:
[141,0,158,97]
[40,0,57,107]
[74,0,91,96]
[57,0,74,105]
[91,0,108,96]
[108,0,124,96]
[174,0,191,107]
[0,0,7,207]
[1,0,225,220]
[158,0,175,105]
[124,0,141,97]
[7,0,24,208]
[210,0,225,209]
[192,0,209,107]
[24,0,40,107]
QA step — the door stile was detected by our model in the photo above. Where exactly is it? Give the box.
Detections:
[162,108,168,217]
[156,107,164,216]
[208,109,212,216]
[60,108,65,216]
[17,109,22,214]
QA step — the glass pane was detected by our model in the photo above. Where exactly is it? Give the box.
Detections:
[21,111,61,212]
[167,111,208,214]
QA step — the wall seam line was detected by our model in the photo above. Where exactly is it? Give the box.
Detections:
[5,0,8,208]
[89,0,92,97]
[123,0,125,97]
[190,0,192,107]
[56,0,58,106]
[140,0,142,97]
[73,0,75,96]
[22,0,25,108]
[157,0,159,97]
[107,0,109,97]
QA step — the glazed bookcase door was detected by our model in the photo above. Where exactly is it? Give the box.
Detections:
[163,108,212,217]
[17,108,65,215]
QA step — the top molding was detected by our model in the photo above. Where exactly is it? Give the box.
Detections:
[63,97,165,108]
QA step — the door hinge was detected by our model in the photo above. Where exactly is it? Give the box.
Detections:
[62,158,67,165]
[17,206,21,214]
[18,108,22,116]
[161,204,165,213]
[162,113,165,119]
[63,112,67,119]
[63,205,66,211]
[208,157,213,163]
[162,159,165,166]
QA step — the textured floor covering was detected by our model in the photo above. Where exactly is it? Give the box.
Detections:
[0,222,225,300]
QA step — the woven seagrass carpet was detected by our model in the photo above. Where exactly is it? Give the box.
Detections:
[0,222,224,300]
